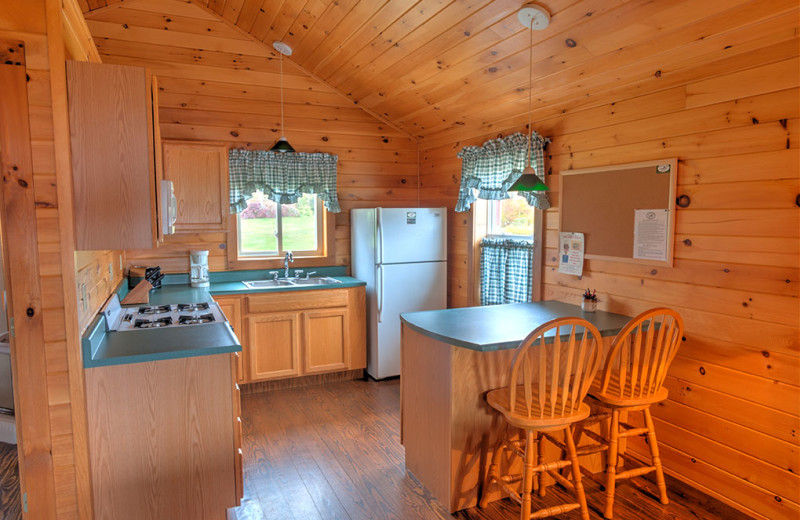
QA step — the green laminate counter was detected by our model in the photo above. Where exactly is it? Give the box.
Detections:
[400,300,632,352]
[83,267,365,368]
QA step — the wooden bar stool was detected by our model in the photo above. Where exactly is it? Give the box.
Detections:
[479,317,603,520]
[575,308,684,519]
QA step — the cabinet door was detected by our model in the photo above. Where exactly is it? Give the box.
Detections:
[303,308,349,374]
[67,61,157,250]
[248,313,300,381]
[163,142,228,233]
[216,296,245,383]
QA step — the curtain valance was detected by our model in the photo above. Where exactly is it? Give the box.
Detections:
[229,149,341,213]
[455,132,550,212]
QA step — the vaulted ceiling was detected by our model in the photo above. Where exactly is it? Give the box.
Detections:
[78,0,796,142]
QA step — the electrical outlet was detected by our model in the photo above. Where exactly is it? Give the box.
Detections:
[108,262,113,279]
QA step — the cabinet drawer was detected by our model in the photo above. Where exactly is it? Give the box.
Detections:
[247,288,348,314]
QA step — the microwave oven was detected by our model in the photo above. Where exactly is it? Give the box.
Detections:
[160,180,178,236]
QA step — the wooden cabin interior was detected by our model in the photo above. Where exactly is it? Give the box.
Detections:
[0,0,797,519]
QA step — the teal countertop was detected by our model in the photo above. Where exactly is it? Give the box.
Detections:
[400,301,632,352]
[84,267,365,368]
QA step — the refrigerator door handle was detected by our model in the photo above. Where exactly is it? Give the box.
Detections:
[376,207,384,265]
[376,264,384,323]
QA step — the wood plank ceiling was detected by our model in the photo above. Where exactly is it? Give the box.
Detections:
[78,0,795,141]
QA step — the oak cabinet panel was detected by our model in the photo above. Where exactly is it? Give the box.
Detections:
[303,309,349,374]
[162,141,228,233]
[85,355,237,519]
[67,60,159,250]
[216,295,245,383]
[248,312,300,381]
[221,286,365,383]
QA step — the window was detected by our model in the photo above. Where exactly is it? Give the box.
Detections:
[237,191,324,258]
[486,194,535,238]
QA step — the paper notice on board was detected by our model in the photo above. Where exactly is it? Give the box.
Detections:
[633,209,669,261]
[558,232,585,276]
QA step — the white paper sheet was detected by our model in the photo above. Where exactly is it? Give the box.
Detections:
[633,209,669,261]
[558,232,584,276]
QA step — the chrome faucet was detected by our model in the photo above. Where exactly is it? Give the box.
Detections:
[283,251,293,278]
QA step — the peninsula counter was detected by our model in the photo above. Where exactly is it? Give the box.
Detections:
[399,301,632,512]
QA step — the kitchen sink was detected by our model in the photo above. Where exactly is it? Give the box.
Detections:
[291,276,342,286]
[242,276,342,289]
[241,279,296,289]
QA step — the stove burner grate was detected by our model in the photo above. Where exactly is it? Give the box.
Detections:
[177,302,210,312]
[137,305,172,315]
[134,317,173,329]
[178,313,215,325]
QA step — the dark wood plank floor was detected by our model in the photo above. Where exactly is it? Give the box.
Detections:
[234,379,750,520]
[0,441,20,520]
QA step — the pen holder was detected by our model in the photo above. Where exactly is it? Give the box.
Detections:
[581,299,598,312]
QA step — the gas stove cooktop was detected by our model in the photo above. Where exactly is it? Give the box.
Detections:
[104,296,228,332]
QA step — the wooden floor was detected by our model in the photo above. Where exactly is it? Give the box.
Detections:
[234,379,751,520]
[0,441,20,520]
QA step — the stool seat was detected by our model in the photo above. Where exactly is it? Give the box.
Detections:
[488,386,592,430]
[589,377,669,408]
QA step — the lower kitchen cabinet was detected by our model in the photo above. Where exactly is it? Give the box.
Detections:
[85,353,241,520]
[304,308,349,374]
[216,286,365,384]
[248,312,301,381]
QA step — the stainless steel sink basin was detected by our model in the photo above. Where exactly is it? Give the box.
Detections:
[242,276,342,289]
[291,276,342,286]
[241,279,296,289]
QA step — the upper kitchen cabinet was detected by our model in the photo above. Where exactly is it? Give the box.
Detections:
[67,61,161,250]
[162,142,229,233]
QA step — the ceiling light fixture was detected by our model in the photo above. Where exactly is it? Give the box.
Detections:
[509,3,550,192]
[270,41,295,153]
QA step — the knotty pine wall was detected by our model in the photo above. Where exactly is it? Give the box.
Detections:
[419,12,799,520]
[0,0,102,517]
[85,0,418,273]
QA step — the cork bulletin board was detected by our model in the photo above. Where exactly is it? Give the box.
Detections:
[558,158,678,266]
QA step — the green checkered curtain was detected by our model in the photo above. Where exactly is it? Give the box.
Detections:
[228,149,341,213]
[455,132,550,212]
[480,237,533,306]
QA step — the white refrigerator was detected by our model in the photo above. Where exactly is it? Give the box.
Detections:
[351,208,447,380]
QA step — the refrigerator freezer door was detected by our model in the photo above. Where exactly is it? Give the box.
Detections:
[377,208,446,264]
[370,261,447,379]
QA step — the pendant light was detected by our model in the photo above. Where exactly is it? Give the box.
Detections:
[509,3,550,192]
[270,41,295,153]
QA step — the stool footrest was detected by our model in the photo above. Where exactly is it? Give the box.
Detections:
[579,466,606,488]
[616,465,656,480]
[541,432,566,450]
[500,474,524,485]
[580,429,606,445]
[618,426,649,438]
[532,459,572,474]
[501,484,521,504]
[530,502,581,519]
[576,444,607,456]
[547,469,574,490]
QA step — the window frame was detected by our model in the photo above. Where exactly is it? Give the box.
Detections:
[467,198,543,307]
[227,195,336,270]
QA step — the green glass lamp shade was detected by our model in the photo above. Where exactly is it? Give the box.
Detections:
[509,166,549,191]
[270,136,295,153]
